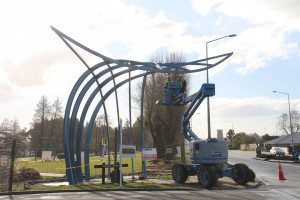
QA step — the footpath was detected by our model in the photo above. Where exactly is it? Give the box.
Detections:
[38,174,260,190]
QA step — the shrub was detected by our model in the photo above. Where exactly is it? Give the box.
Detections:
[17,167,41,182]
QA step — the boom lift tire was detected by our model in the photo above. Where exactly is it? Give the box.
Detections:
[247,167,256,182]
[234,163,256,182]
[232,163,250,185]
[197,166,217,188]
[172,164,188,183]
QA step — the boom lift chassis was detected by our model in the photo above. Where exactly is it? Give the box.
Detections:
[157,82,255,188]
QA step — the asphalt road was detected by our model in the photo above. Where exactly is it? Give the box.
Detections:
[228,150,300,188]
[228,150,300,199]
[1,150,300,200]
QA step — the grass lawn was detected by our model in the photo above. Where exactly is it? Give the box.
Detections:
[16,152,147,176]
[7,153,180,192]
[5,152,181,192]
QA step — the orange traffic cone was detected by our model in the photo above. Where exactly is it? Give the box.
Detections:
[278,161,286,180]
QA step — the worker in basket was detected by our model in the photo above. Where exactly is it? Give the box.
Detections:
[164,76,172,93]
[177,75,187,101]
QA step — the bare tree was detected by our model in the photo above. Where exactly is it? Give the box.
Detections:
[134,51,188,158]
[31,96,52,156]
[0,118,10,140]
[0,118,28,157]
[277,110,300,134]
[87,114,114,154]
[49,97,63,157]
[291,110,300,132]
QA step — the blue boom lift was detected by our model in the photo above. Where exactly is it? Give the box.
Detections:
[157,81,255,188]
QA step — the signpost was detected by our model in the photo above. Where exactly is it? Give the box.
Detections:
[142,148,157,161]
[119,119,123,188]
[122,145,136,158]
[42,151,52,161]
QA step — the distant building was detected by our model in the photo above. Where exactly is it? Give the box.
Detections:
[264,132,300,152]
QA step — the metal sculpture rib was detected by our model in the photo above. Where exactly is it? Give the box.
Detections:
[51,26,233,185]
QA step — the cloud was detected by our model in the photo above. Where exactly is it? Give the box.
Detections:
[1,0,299,133]
[2,49,75,87]
[0,0,190,95]
[0,83,16,103]
[191,0,300,75]
[211,97,300,118]
[192,0,300,30]
[85,9,189,60]
[192,96,300,136]
[232,24,293,74]
[191,0,222,16]
[216,0,300,30]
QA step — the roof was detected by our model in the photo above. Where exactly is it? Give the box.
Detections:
[250,133,262,140]
[264,132,300,145]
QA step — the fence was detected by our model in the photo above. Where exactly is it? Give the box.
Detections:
[0,139,15,192]
[0,166,9,192]
[240,143,256,151]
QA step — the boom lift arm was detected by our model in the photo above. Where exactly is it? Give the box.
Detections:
[157,82,215,141]
[181,84,215,142]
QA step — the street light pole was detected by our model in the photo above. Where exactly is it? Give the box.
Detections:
[206,34,237,139]
[225,120,234,130]
[273,90,294,152]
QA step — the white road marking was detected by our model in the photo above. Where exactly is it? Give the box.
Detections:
[256,175,269,185]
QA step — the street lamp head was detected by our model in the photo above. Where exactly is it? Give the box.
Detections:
[273,90,288,95]
[228,34,237,37]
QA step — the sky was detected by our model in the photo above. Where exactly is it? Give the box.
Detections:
[1,0,300,139]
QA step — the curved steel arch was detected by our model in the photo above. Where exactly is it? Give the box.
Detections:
[51,26,233,184]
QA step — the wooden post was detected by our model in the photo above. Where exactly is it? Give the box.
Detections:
[114,128,118,182]
[119,119,123,188]
[102,162,105,184]
[94,163,128,184]
[114,128,118,162]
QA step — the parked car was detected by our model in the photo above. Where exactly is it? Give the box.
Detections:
[270,147,285,156]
